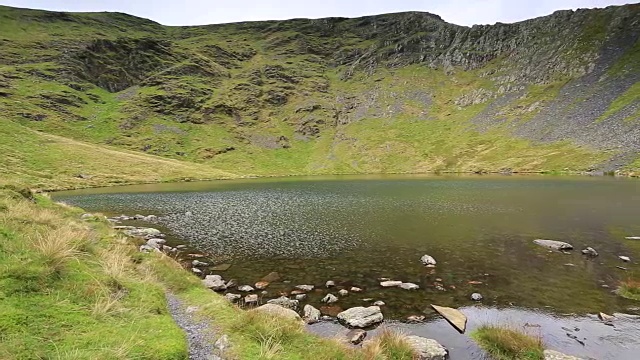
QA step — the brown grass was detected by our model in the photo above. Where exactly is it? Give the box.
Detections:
[32,227,89,273]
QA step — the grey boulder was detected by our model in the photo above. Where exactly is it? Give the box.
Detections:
[405,335,448,360]
[533,239,573,251]
[337,306,383,328]
[202,275,226,291]
[303,304,321,324]
[543,350,583,360]
[267,296,299,310]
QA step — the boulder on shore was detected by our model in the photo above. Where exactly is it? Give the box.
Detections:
[254,304,301,322]
[404,335,448,360]
[267,296,299,310]
[303,304,321,324]
[431,304,467,333]
[337,306,383,328]
[533,239,573,251]
[202,275,226,291]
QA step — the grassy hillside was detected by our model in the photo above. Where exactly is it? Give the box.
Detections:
[0,4,638,179]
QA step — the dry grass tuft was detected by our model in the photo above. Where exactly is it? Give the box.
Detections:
[617,279,640,301]
[471,324,544,360]
[361,329,416,360]
[32,227,89,273]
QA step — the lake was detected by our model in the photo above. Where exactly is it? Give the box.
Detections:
[53,174,640,359]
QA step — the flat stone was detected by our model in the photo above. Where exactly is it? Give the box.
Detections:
[238,285,254,292]
[420,254,437,266]
[295,294,307,301]
[625,236,640,240]
[619,255,631,262]
[543,349,583,360]
[581,247,598,257]
[533,239,573,251]
[191,268,203,275]
[260,272,281,283]
[405,335,448,360]
[244,294,258,304]
[380,280,403,287]
[303,304,321,324]
[192,259,209,267]
[431,304,467,333]
[337,306,383,328]
[350,287,363,292]
[210,263,231,271]
[347,329,367,345]
[254,304,301,322]
[400,282,420,290]
[407,315,426,323]
[255,281,270,290]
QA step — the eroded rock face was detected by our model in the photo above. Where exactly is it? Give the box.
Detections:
[405,336,448,360]
[337,306,383,328]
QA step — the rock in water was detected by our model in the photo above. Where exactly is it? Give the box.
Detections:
[598,312,613,322]
[267,296,299,310]
[303,304,321,324]
[400,282,420,290]
[625,237,640,240]
[260,272,281,282]
[244,294,258,304]
[295,294,307,301]
[338,289,349,296]
[380,280,403,287]
[350,286,363,292]
[431,304,467,333]
[471,293,483,301]
[543,349,584,360]
[337,306,383,328]
[326,280,336,288]
[405,335,448,360]
[295,284,314,292]
[224,293,241,302]
[238,285,254,292]
[347,329,367,345]
[322,294,339,304]
[533,239,573,251]
[581,247,598,257]
[255,281,269,290]
[254,304,301,322]
[373,300,385,306]
[619,255,631,262]
[420,255,437,266]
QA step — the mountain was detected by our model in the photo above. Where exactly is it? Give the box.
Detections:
[1,4,639,180]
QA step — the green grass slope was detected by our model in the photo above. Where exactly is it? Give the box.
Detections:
[0,4,639,178]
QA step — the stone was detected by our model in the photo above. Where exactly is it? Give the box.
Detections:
[350,286,363,292]
[192,259,209,267]
[362,298,373,302]
[543,349,583,360]
[176,244,187,249]
[619,255,631,262]
[255,304,302,321]
[405,335,448,360]
[326,280,336,288]
[244,294,258,304]
[400,282,420,290]
[146,238,166,248]
[80,213,94,219]
[380,280,402,287]
[598,312,613,322]
[303,304,321,324]
[431,304,467,333]
[202,275,226,291]
[224,293,241,302]
[295,294,307,301]
[471,293,483,301]
[338,289,349,296]
[238,285,255,292]
[260,272,281,283]
[420,254,437,266]
[124,227,162,239]
[407,315,426,323]
[347,329,367,345]
[625,236,640,240]
[214,334,231,351]
[255,281,270,290]
[191,268,203,275]
[225,279,237,288]
[139,244,155,253]
[373,300,385,306]
[581,247,598,256]
[267,296,299,310]
[533,239,573,251]
[337,306,383,328]
[322,294,339,304]
[295,284,314,292]
[211,263,232,271]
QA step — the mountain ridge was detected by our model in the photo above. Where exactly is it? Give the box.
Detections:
[1,4,639,181]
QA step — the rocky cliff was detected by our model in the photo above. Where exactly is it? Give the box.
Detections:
[1,4,639,175]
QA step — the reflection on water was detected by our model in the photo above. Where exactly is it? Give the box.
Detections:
[54,175,640,318]
[309,306,640,360]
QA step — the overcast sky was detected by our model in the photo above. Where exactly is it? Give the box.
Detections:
[1,0,635,26]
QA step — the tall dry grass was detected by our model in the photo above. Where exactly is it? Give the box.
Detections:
[32,227,89,273]
[471,324,544,360]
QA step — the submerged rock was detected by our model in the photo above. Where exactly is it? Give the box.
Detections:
[347,329,367,345]
[420,255,437,266]
[431,304,467,333]
[260,272,281,283]
[267,296,299,310]
[471,293,483,301]
[533,239,573,251]
[581,247,598,257]
[625,236,640,240]
[303,304,321,324]
[337,306,383,328]
[405,335,448,360]
[350,286,363,292]
[543,349,583,360]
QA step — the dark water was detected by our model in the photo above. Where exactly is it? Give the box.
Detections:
[54,175,640,359]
